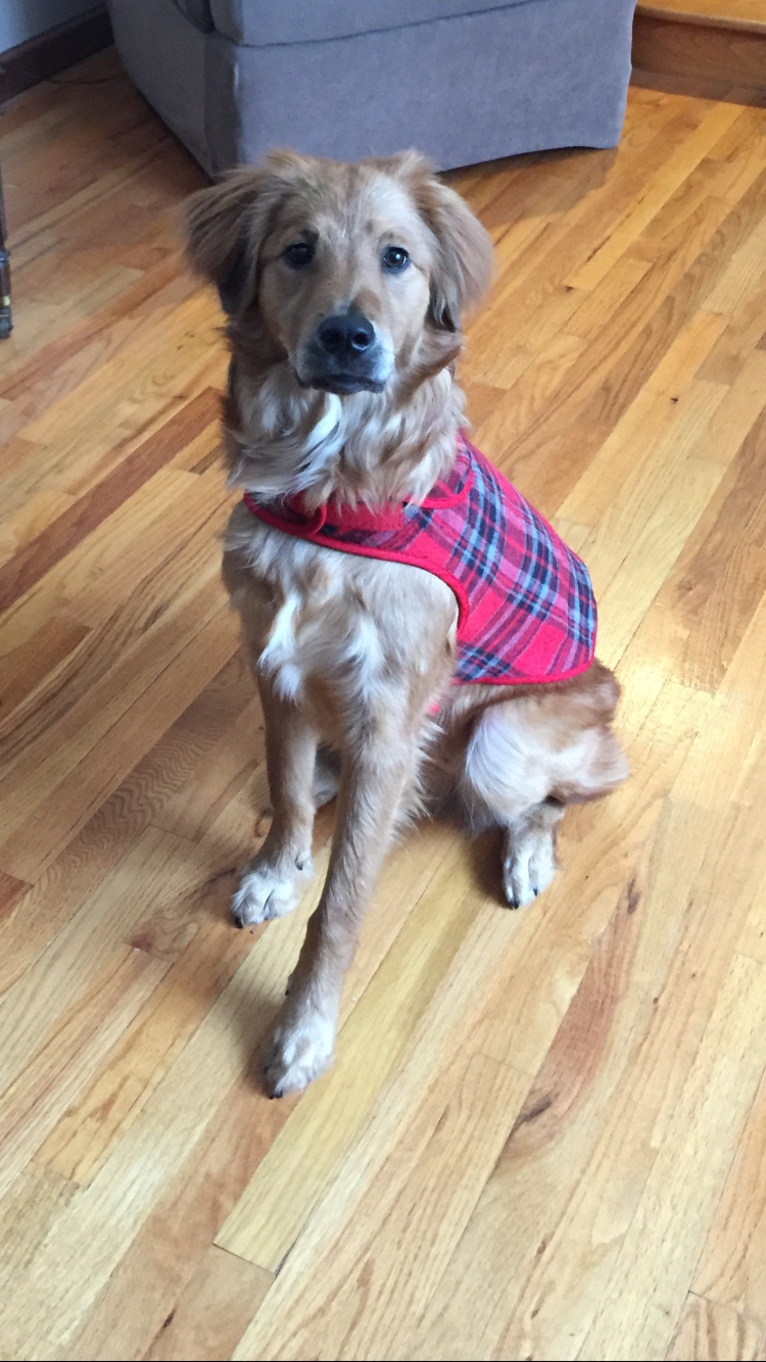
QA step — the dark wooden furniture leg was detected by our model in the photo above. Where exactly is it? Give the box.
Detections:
[0,163,11,339]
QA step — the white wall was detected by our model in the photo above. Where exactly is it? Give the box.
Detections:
[0,1,98,55]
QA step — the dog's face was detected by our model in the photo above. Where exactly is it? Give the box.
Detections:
[257,167,435,394]
[184,150,493,397]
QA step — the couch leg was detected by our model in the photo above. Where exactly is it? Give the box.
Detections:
[0,248,11,340]
[0,167,11,339]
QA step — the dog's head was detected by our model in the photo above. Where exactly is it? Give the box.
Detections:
[183,150,493,396]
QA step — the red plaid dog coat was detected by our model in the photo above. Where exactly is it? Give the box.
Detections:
[243,434,596,687]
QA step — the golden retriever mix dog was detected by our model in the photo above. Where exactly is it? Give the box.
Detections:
[184,150,628,1097]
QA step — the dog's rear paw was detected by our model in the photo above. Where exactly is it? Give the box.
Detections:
[502,825,557,909]
[263,1006,335,1097]
[231,858,309,928]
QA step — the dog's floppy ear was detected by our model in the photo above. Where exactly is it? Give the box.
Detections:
[423,178,494,333]
[182,152,309,315]
[386,152,494,333]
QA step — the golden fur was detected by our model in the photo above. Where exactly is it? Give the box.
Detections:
[184,150,628,1097]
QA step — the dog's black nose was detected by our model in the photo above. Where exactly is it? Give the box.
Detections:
[317,310,375,358]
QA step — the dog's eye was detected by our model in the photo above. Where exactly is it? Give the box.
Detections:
[283,242,314,269]
[382,246,409,273]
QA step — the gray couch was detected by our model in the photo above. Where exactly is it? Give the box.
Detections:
[108,0,637,177]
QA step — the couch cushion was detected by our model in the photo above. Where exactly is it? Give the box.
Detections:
[172,0,214,31]
[209,0,541,47]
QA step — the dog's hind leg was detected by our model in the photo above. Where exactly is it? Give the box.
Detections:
[459,666,628,908]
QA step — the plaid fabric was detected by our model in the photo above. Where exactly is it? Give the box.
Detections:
[243,434,597,686]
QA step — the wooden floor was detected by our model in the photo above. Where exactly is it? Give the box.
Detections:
[3,47,766,1362]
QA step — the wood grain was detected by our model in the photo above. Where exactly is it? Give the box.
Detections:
[0,388,221,614]
[692,1060,766,1322]
[141,1245,272,1362]
[665,1296,765,1362]
[57,1072,284,1362]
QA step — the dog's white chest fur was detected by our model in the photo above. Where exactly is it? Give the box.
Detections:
[224,504,458,723]
[258,589,306,701]
[225,510,409,708]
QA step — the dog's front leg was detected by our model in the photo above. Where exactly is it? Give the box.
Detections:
[263,722,422,1096]
[232,678,318,927]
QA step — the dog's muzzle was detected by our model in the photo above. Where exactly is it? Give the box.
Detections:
[300,307,389,394]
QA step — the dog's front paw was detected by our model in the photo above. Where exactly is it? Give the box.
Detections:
[231,857,310,928]
[502,825,557,909]
[263,1003,336,1097]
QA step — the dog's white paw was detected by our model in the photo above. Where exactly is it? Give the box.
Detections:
[503,825,557,909]
[231,857,310,927]
[263,1004,336,1097]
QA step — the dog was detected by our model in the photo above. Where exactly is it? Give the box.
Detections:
[183,150,628,1097]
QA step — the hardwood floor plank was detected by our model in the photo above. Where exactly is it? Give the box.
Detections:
[235,1051,529,1362]
[704,211,766,313]
[565,250,654,339]
[0,592,239,881]
[0,256,188,399]
[0,887,320,1358]
[558,378,724,529]
[13,294,225,490]
[151,697,265,843]
[692,1063,766,1323]
[570,382,727,664]
[493,161,766,509]
[406,800,766,1361]
[665,1296,764,1362]
[0,1164,79,1293]
[0,390,221,615]
[0,943,167,1203]
[630,398,766,690]
[0,493,233,784]
[577,954,766,1360]
[141,1245,273,1362]
[673,587,766,809]
[0,650,254,1005]
[467,102,726,389]
[0,870,29,925]
[58,1074,285,1362]
[568,101,743,289]
[35,903,260,1187]
[643,308,729,393]
[0,488,76,567]
[0,828,194,1100]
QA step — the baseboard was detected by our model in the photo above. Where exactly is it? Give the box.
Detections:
[0,6,113,106]
[632,12,766,94]
[631,65,763,103]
